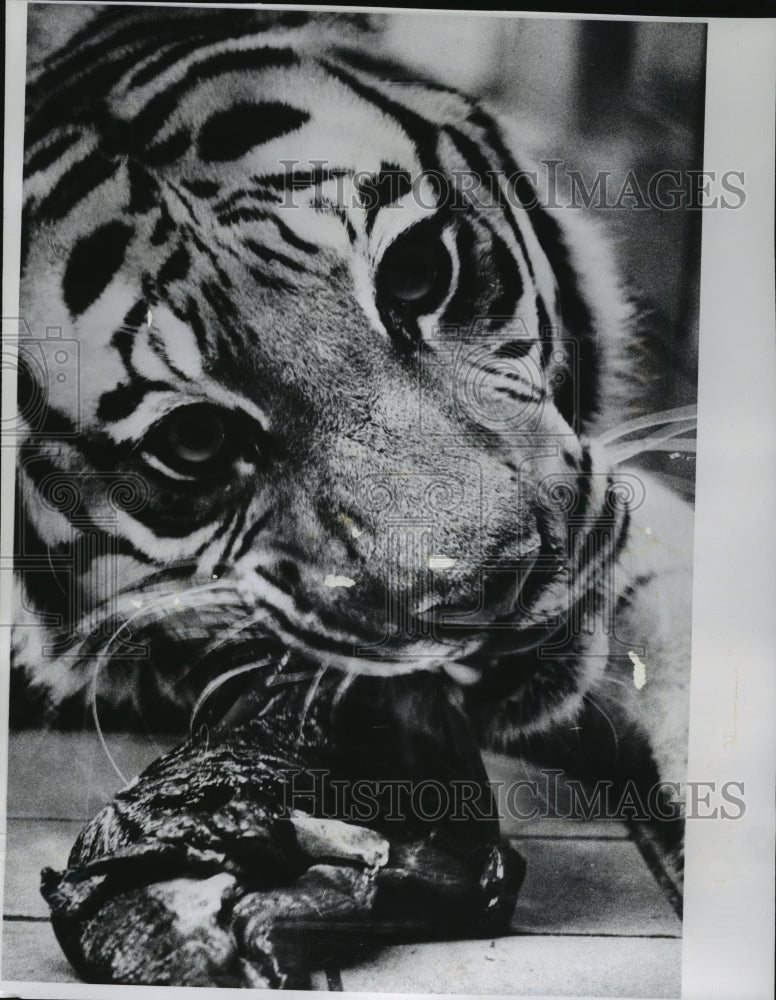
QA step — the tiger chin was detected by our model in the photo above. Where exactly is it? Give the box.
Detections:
[14,6,692,983]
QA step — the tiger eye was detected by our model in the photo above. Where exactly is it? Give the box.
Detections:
[144,403,236,479]
[380,237,452,307]
[165,406,226,464]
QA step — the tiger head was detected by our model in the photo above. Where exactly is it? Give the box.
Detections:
[14,9,631,731]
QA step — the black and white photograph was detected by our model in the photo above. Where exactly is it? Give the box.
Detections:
[0,4,773,998]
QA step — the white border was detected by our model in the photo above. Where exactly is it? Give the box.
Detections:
[681,16,776,1000]
[1,5,775,1000]
[0,0,28,968]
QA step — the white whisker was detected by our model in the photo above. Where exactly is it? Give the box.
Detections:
[89,581,231,786]
[597,673,633,693]
[189,657,275,738]
[606,422,697,466]
[76,581,239,648]
[331,669,356,718]
[594,404,697,448]
[296,663,330,746]
[582,691,620,762]
[194,608,272,662]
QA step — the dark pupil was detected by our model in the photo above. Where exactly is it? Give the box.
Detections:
[382,242,443,303]
[167,407,225,464]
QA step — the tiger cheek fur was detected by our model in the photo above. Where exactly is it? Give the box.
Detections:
[16,7,692,875]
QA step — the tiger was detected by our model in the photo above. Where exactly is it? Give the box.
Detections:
[12,5,695,981]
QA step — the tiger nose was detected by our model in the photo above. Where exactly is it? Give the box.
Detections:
[413,553,539,627]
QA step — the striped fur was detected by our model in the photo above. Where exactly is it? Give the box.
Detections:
[14,6,692,827]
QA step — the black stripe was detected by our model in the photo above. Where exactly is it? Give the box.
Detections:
[151,205,177,246]
[466,110,601,424]
[126,36,216,91]
[27,65,148,151]
[443,126,499,203]
[31,10,300,132]
[198,102,310,164]
[96,379,172,424]
[20,200,34,272]
[486,225,524,320]
[251,596,367,658]
[62,221,134,317]
[216,207,320,255]
[243,237,306,274]
[157,243,191,289]
[615,571,658,615]
[127,500,223,539]
[213,187,281,215]
[493,340,536,360]
[248,266,293,292]
[25,12,302,154]
[199,508,243,556]
[233,508,275,561]
[220,502,252,561]
[331,46,461,95]
[576,446,595,520]
[530,210,599,423]
[19,454,155,563]
[15,517,148,635]
[15,511,75,623]
[572,475,625,582]
[36,151,119,225]
[360,167,412,236]
[167,182,199,225]
[250,166,351,193]
[439,218,481,327]
[16,369,79,440]
[126,27,262,91]
[38,15,204,86]
[145,129,191,167]
[180,178,221,198]
[24,131,81,178]
[322,61,440,174]
[127,161,159,215]
[184,297,211,356]
[613,507,632,560]
[188,231,229,277]
[131,48,299,147]
[445,124,536,283]
[123,298,150,332]
[490,383,543,405]
[50,8,309,79]
[200,279,240,321]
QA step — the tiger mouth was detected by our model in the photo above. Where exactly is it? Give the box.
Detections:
[185,603,574,737]
[82,541,571,732]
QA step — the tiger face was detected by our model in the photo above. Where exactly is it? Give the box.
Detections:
[15,9,630,730]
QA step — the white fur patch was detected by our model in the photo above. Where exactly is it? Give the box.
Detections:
[629,650,647,690]
[427,555,456,570]
[146,304,204,380]
[323,574,356,588]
